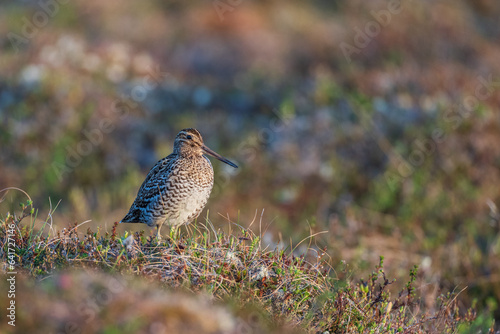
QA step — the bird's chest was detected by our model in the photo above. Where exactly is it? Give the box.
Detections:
[167,158,214,220]
[172,157,214,190]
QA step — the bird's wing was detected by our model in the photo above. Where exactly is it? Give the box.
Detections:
[121,154,177,224]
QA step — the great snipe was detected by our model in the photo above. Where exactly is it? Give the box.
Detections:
[120,128,238,238]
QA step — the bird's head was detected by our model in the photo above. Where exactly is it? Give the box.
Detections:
[173,128,238,168]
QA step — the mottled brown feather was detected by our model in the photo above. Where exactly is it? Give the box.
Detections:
[120,128,236,237]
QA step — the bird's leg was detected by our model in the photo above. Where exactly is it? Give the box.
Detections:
[156,224,162,241]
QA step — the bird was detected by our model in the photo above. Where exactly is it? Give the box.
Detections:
[120,128,238,239]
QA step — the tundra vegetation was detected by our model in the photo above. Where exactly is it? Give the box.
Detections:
[1,0,499,332]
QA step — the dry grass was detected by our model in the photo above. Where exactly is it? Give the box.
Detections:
[0,199,487,333]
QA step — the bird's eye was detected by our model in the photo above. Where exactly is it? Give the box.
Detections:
[186,135,192,140]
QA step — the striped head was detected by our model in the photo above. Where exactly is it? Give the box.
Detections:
[173,128,238,168]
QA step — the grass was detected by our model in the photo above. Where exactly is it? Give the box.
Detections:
[1,3,500,323]
[1,1,500,332]
[0,198,491,333]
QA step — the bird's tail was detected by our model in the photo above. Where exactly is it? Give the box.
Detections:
[119,215,141,224]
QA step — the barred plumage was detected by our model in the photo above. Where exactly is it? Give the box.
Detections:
[120,128,238,238]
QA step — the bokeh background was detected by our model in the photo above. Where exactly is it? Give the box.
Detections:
[1,0,500,322]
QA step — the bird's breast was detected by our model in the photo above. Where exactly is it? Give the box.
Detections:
[161,156,214,224]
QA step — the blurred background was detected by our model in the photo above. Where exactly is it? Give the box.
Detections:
[1,0,499,322]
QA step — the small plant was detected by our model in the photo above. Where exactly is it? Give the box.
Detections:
[0,198,490,333]
[309,257,478,333]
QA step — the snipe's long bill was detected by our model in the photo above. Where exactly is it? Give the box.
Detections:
[202,145,238,168]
